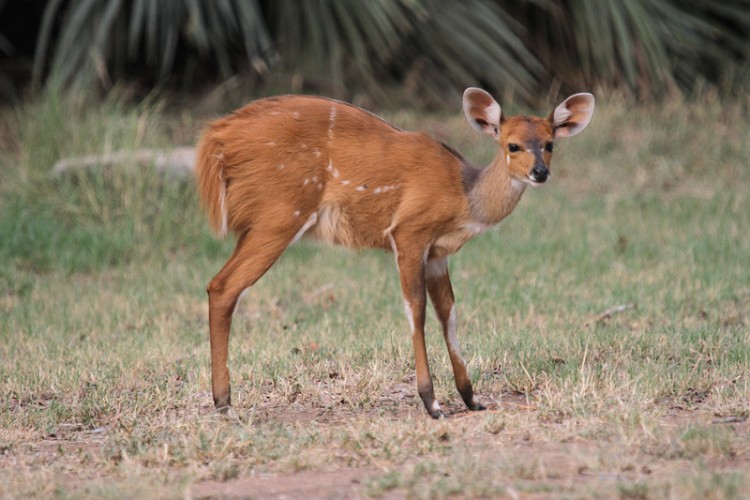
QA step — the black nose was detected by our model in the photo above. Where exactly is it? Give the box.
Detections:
[531,165,549,182]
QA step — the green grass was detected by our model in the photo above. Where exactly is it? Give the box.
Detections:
[1,90,749,497]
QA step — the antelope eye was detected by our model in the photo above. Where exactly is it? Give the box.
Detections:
[545,142,554,153]
[508,143,521,153]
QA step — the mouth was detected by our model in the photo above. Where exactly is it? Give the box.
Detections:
[524,175,548,187]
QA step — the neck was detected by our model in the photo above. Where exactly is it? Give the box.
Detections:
[466,154,527,225]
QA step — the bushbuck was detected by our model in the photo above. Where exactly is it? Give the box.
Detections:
[195,88,595,418]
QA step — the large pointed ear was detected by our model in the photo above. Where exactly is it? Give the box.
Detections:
[463,88,502,138]
[549,93,595,138]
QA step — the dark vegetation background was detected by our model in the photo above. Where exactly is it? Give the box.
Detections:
[1,0,748,108]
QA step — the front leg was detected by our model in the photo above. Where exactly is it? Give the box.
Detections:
[390,233,444,418]
[426,258,485,411]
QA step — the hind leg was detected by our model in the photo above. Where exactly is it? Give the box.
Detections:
[207,226,299,411]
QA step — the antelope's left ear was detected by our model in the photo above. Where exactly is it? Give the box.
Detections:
[549,93,595,138]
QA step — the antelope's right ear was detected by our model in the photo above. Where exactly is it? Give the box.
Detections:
[463,88,502,139]
[549,93,595,138]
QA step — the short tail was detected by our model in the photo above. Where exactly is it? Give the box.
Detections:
[195,131,228,238]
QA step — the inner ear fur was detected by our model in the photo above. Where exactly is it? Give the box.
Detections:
[463,88,502,138]
[549,93,595,138]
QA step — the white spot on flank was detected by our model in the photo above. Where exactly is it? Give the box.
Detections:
[303,178,310,186]
[267,141,276,146]
[290,212,318,245]
[373,187,383,194]
[355,185,367,192]
[341,180,351,185]
[311,176,318,183]
[328,106,337,140]
[317,183,323,190]
[326,160,340,178]
[277,163,285,170]
[293,210,301,217]
[292,112,300,119]
[313,148,322,157]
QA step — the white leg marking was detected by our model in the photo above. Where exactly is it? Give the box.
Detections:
[403,299,416,333]
[388,233,399,266]
[290,212,318,245]
[431,400,443,415]
[391,234,415,333]
[446,304,464,360]
[425,258,449,280]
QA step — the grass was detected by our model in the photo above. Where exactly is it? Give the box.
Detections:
[1,89,749,497]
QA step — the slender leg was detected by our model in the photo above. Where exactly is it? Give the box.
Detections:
[206,228,294,411]
[426,258,485,411]
[390,233,443,418]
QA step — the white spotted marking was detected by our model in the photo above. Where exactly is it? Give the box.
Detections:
[328,106,337,141]
[373,187,383,194]
[267,141,276,146]
[355,185,367,192]
[292,112,300,119]
[341,179,351,185]
[313,148,322,157]
[303,178,310,186]
[293,210,301,217]
[290,212,318,245]
[311,176,318,183]
[277,163,285,170]
[317,183,323,190]
[326,160,340,179]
